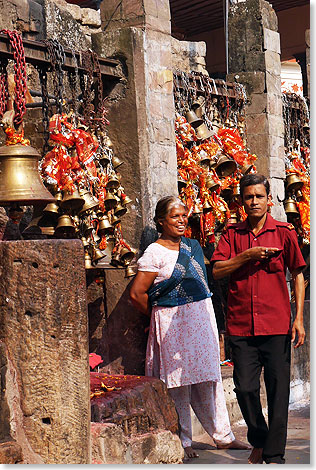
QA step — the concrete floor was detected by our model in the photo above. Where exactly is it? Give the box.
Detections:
[184,402,310,465]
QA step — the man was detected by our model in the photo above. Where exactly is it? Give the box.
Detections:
[211,173,306,465]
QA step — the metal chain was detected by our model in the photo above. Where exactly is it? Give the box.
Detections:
[0,57,9,120]
[67,51,80,124]
[36,64,50,153]
[90,51,107,132]
[45,38,65,115]
[1,30,27,128]
[81,50,95,128]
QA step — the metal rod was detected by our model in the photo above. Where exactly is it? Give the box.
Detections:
[224,0,229,75]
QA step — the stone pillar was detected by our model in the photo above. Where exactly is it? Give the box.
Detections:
[228,0,286,220]
[0,240,90,464]
[95,0,177,249]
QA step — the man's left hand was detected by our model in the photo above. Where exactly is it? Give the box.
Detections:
[291,319,305,348]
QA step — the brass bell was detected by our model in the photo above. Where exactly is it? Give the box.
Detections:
[104,192,118,210]
[114,204,127,217]
[78,189,99,214]
[40,225,55,236]
[193,202,203,214]
[54,215,76,237]
[81,236,90,248]
[221,187,233,200]
[0,144,55,206]
[60,188,85,211]
[55,191,63,202]
[111,251,121,267]
[91,246,106,265]
[91,245,112,268]
[43,201,60,217]
[215,155,237,177]
[184,110,204,129]
[22,216,43,235]
[120,247,135,265]
[284,197,299,216]
[106,175,120,190]
[121,195,132,205]
[112,156,124,169]
[286,173,303,192]
[203,200,212,212]
[98,216,114,235]
[296,189,303,200]
[205,175,220,192]
[84,250,93,269]
[197,150,212,169]
[240,163,253,175]
[99,152,111,165]
[178,178,187,191]
[195,123,214,141]
[125,265,137,278]
[228,213,238,224]
[111,215,121,226]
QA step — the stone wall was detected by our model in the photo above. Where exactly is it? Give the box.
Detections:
[171,37,208,74]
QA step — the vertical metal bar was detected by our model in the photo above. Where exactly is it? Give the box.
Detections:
[224,0,229,75]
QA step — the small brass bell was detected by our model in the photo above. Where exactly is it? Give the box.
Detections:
[81,236,90,248]
[215,155,237,177]
[22,216,43,235]
[193,202,203,214]
[286,173,303,192]
[91,246,106,265]
[195,123,214,141]
[125,265,137,278]
[203,200,212,212]
[106,175,120,190]
[92,245,112,268]
[184,110,204,129]
[240,163,253,175]
[55,191,63,203]
[198,150,212,169]
[296,189,303,200]
[120,247,135,265]
[60,188,85,211]
[98,216,114,235]
[0,144,56,206]
[284,197,299,216]
[84,250,93,269]
[78,189,99,214]
[178,178,187,191]
[111,251,121,267]
[54,215,76,237]
[228,213,238,224]
[104,192,118,210]
[99,152,111,165]
[205,175,220,192]
[43,201,60,217]
[121,195,132,205]
[114,204,127,217]
[112,156,124,169]
[111,214,121,226]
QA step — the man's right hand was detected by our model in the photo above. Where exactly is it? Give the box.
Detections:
[245,246,281,261]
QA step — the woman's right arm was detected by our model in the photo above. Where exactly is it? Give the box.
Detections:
[130,271,158,317]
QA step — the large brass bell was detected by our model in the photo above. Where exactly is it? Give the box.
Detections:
[197,150,212,169]
[121,195,132,205]
[103,192,118,210]
[185,110,203,128]
[54,215,76,237]
[286,173,303,192]
[0,144,55,206]
[195,123,214,141]
[78,189,99,214]
[98,216,114,235]
[215,155,237,177]
[205,175,220,192]
[114,204,127,217]
[284,197,299,216]
[60,188,85,211]
[120,247,135,265]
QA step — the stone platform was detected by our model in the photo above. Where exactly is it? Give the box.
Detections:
[90,372,183,464]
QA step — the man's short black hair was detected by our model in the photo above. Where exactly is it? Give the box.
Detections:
[239,174,270,198]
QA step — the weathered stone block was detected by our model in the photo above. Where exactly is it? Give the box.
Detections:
[227,72,266,94]
[263,28,281,53]
[268,114,284,137]
[269,135,285,159]
[246,114,268,135]
[145,14,171,34]
[260,0,278,31]
[266,71,282,94]
[81,8,101,27]
[91,423,130,464]
[0,440,23,464]
[130,430,184,464]
[269,177,286,221]
[264,50,281,75]
[0,240,90,464]
[269,156,285,178]
[305,29,310,47]
[246,93,267,115]
[267,93,282,115]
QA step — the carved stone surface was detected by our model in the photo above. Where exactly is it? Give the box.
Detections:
[90,373,179,436]
[0,240,90,464]
[0,440,23,464]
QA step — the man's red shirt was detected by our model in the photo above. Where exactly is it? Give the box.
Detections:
[211,214,306,336]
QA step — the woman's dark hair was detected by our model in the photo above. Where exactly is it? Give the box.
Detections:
[154,196,186,233]
[240,173,270,198]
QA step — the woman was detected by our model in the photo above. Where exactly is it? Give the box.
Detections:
[130,196,250,459]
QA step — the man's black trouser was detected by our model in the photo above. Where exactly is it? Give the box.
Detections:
[229,335,291,464]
